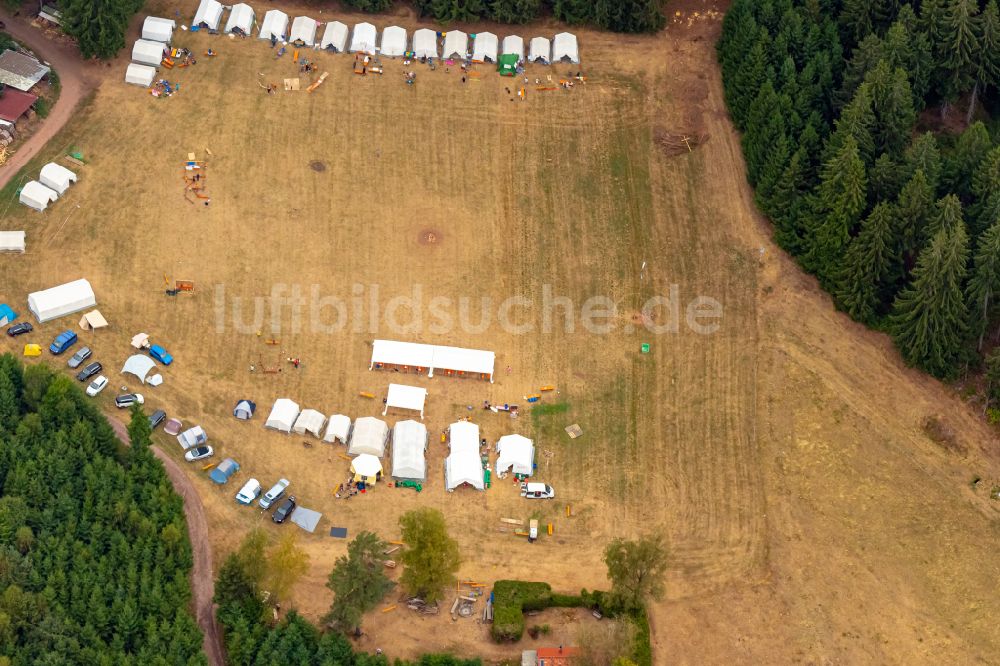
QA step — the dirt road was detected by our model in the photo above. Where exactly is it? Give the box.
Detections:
[108,417,226,666]
[0,11,92,190]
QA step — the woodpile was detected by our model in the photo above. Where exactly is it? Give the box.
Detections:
[654,127,709,157]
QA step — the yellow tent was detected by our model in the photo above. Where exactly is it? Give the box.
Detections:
[23,344,41,357]
[350,453,383,485]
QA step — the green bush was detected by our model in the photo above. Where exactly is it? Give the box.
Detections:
[630,606,652,666]
[33,97,50,118]
[491,581,552,642]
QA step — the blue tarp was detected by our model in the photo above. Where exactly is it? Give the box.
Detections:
[210,458,240,484]
[0,304,17,326]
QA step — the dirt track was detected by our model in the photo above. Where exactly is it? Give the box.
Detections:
[108,418,226,666]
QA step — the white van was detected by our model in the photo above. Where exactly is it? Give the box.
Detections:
[259,478,290,509]
[235,478,262,505]
[520,482,555,499]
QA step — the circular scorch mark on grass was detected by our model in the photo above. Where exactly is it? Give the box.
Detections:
[310,160,327,172]
[418,229,443,246]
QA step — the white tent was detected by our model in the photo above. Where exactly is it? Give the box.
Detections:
[192,0,224,30]
[290,16,317,46]
[142,17,176,44]
[265,398,300,433]
[553,32,579,63]
[259,10,288,41]
[383,383,427,419]
[39,163,76,196]
[125,63,156,87]
[20,181,58,211]
[445,421,484,491]
[432,345,496,379]
[78,310,108,330]
[177,426,207,450]
[348,416,389,457]
[496,434,535,476]
[472,32,498,63]
[321,21,348,51]
[351,453,383,484]
[380,26,407,57]
[442,30,468,59]
[412,29,438,59]
[501,35,524,62]
[0,231,25,253]
[392,420,427,481]
[323,414,351,444]
[225,4,255,35]
[293,408,326,437]
[132,39,165,66]
[350,22,377,54]
[131,332,150,349]
[28,279,95,322]
[122,354,157,383]
[528,37,551,64]
[233,399,256,420]
[370,340,495,382]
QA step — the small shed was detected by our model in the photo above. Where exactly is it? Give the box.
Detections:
[323,414,352,444]
[233,399,256,420]
[125,63,156,87]
[192,0,224,30]
[321,21,348,51]
[259,10,288,41]
[442,30,468,59]
[350,22,377,54]
[412,29,438,59]
[501,35,524,62]
[0,232,25,254]
[142,17,176,43]
[132,39,166,67]
[19,181,57,211]
[472,32,498,63]
[210,458,240,484]
[351,453,383,485]
[293,409,326,437]
[39,162,77,195]
[553,32,579,63]
[383,383,427,420]
[290,16,317,46]
[225,4,255,35]
[348,416,389,457]
[0,50,50,92]
[528,37,551,64]
[265,398,300,433]
[0,88,37,124]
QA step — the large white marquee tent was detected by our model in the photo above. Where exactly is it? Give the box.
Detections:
[370,340,495,382]
[529,37,551,64]
[142,17,175,43]
[442,30,468,59]
[125,63,156,87]
[290,16,317,46]
[392,420,428,481]
[19,181,58,211]
[265,398,300,433]
[445,421,484,491]
[192,0,224,30]
[348,416,389,457]
[553,32,579,64]
[321,21,348,51]
[259,10,288,41]
[323,414,352,444]
[380,26,407,57]
[0,231,25,253]
[292,409,325,437]
[132,39,165,66]
[39,163,76,196]
[28,279,95,322]
[496,434,535,476]
[122,354,157,384]
[383,383,427,420]
[225,4,255,35]
[502,35,524,62]
[472,32,498,63]
[412,29,438,58]
[350,22,377,54]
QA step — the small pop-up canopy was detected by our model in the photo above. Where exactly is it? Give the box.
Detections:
[392,420,427,481]
[290,16,317,46]
[350,22,377,54]
[348,416,389,457]
[234,400,256,420]
[225,4,255,35]
[351,453,383,485]
[0,231,25,253]
[0,304,16,326]
[496,434,535,476]
[553,32,579,63]
[125,63,156,87]
[265,398,300,433]
[442,30,468,59]
[259,10,288,41]
[122,354,156,383]
[381,26,407,57]
[177,426,207,450]
[383,383,427,420]
[445,421,484,491]
[28,279,95,322]
[501,35,524,62]
[210,458,239,484]
[142,17,176,43]
[529,37,551,64]
[78,310,107,330]
[132,39,165,66]
[323,414,351,444]
[293,409,326,437]
[321,21,348,51]
[192,0,224,30]
[39,162,76,195]
[412,29,438,59]
[472,32,498,62]
[20,181,58,211]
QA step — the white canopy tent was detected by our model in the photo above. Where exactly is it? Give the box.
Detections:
[233,400,255,420]
[142,17,176,43]
[383,383,427,419]
[445,421,484,491]
[192,0,224,30]
[259,10,288,41]
[323,414,351,444]
[472,32,498,62]
[39,163,76,196]
[412,29,438,59]
[553,32,579,63]
[0,231,25,253]
[28,279,95,322]
[496,434,535,476]
[290,16,317,46]
[380,26,407,57]
[501,35,524,62]
[348,416,389,457]
[528,37,551,64]
[177,426,207,450]
[350,22,377,54]
[125,63,156,87]
[132,39,165,66]
[20,181,57,211]
[293,409,326,437]
[442,30,468,59]
[351,453,383,484]
[265,398,300,433]
[392,420,427,481]
[370,340,495,382]
[432,345,495,379]
[122,354,157,384]
[321,21,348,51]
[225,4,255,35]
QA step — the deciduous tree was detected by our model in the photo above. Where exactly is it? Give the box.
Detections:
[399,508,460,603]
[603,535,668,612]
[324,531,395,633]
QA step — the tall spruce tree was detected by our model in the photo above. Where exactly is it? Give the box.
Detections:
[938,0,980,106]
[967,218,1000,349]
[836,202,897,323]
[895,169,935,264]
[924,194,965,241]
[61,0,130,59]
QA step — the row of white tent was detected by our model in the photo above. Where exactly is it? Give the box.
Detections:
[19,162,78,212]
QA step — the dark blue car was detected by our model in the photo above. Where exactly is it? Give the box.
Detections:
[49,330,78,355]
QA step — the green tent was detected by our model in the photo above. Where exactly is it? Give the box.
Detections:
[497,53,518,76]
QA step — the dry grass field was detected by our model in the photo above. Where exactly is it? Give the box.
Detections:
[2,0,1000,662]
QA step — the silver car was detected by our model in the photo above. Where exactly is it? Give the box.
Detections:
[67,347,92,369]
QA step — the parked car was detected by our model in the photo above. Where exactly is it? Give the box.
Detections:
[86,375,109,397]
[49,330,78,355]
[115,393,145,408]
[149,409,167,430]
[184,445,214,462]
[520,482,555,499]
[259,479,290,509]
[6,322,32,337]
[67,346,92,369]
[272,496,297,524]
[235,479,262,505]
[76,361,103,382]
[149,344,173,365]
